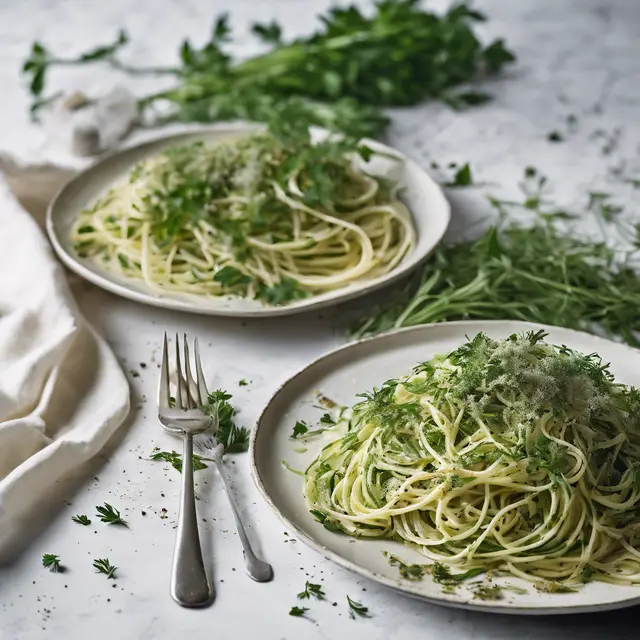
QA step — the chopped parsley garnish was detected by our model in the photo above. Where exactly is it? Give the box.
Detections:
[238,379,249,386]
[297,581,326,600]
[95,503,127,526]
[310,509,344,533]
[256,278,309,306]
[202,390,250,453]
[289,606,309,617]
[319,413,336,426]
[291,421,309,439]
[446,163,473,187]
[72,514,91,526]
[150,449,208,473]
[213,266,252,288]
[42,554,61,573]
[93,558,117,579]
[347,595,369,619]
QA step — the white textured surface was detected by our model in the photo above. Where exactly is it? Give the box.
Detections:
[1,1,639,639]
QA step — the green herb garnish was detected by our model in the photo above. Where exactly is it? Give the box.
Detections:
[446,163,473,187]
[42,554,62,573]
[72,514,91,526]
[292,421,309,439]
[213,266,252,288]
[297,581,326,600]
[289,606,309,617]
[256,278,309,306]
[347,595,369,619]
[238,379,249,386]
[202,390,250,453]
[95,503,127,526]
[150,449,209,473]
[93,558,117,579]
[310,509,344,533]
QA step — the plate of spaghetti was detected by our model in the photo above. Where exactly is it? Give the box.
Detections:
[47,123,449,316]
[252,321,640,613]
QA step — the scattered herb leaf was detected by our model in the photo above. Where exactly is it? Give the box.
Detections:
[298,581,326,600]
[95,503,127,526]
[93,558,117,579]
[347,595,369,619]
[42,554,61,573]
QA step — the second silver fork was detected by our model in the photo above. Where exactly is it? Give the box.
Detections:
[158,333,213,608]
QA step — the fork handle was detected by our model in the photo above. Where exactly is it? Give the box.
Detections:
[170,432,214,607]
[215,459,274,582]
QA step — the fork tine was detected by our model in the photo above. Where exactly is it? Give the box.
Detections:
[174,332,184,410]
[183,334,196,409]
[194,337,209,405]
[158,332,171,409]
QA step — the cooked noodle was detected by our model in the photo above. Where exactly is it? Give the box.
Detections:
[71,132,415,304]
[305,331,640,587]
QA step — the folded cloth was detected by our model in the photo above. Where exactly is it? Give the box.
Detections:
[0,176,130,553]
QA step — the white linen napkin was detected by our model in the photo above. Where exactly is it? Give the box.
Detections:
[0,176,130,553]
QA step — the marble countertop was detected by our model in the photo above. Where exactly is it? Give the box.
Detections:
[1,1,639,639]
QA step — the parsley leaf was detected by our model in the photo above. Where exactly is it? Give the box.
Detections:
[150,449,208,473]
[95,503,127,526]
[255,278,309,306]
[297,581,326,600]
[289,606,309,617]
[213,266,252,288]
[291,421,309,439]
[42,554,62,573]
[202,390,250,453]
[72,514,91,526]
[319,413,336,426]
[446,163,473,187]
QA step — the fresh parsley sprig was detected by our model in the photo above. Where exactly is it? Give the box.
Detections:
[297,581,326,601]
[150,449,208,473]
[42,554,62,573]
[202,390,250,453]
[289,605,309,617]
[22,2,515,138]
[93,558,117,579]
[72,514,91,526]
[95,503,127,526]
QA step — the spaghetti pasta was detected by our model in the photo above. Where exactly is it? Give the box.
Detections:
[71,131,415,305]
[304,331,640,588]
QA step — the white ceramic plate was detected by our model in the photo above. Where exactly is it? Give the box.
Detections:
[251,320,640,614]
[46,124,450,317]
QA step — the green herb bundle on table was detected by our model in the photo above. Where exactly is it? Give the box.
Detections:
[22,1,515,137]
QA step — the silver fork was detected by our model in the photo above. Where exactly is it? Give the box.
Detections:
[195,435,273,582]
[158,333,214,608]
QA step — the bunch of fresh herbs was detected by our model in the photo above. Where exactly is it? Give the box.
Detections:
[351,168,640,346]
[22,1,515,136]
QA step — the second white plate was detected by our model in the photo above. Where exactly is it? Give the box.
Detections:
[46,124,450,317]
[251,321,640,614]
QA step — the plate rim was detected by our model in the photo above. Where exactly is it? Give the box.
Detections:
[250,320,640,615]
[45,124,451,318]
